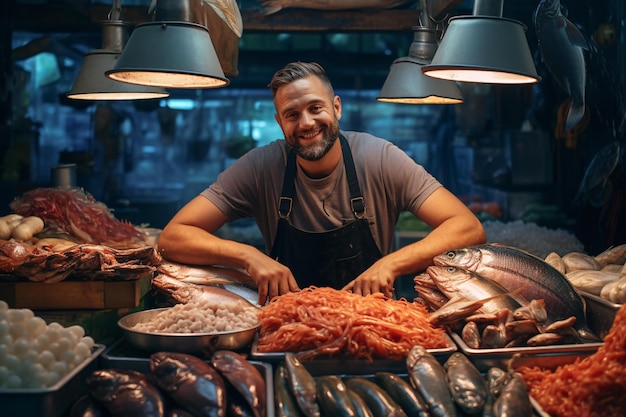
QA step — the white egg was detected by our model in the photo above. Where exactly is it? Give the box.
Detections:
[7,309,26,323]
[46,371,61,386]
[26,317,47,336]
[45,327,60,343]
[0,334,13,348]
[37,350,55,368]
[20,309,34,320]
[74,342,91,360]
[8,321,25,339]
[13,338,30,357]
[5,374,21,389]
[58,328,75,344]
[80,336,95,350]
[0,320,8,338]
[67,325,85,340]
[0,300,8,310]
[49,361,67,376]
[47,322,63,331]
[2,354,20,371]
[60,350,76,367]
[36,333,50,350]
[57,337,72,352]
[0,365,9,383]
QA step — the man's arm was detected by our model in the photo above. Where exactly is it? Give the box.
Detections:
[157,196,299,304]
[344,187,486,296]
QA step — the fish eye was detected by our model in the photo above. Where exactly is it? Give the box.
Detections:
[446,251,455,258]
[447,266,456,272]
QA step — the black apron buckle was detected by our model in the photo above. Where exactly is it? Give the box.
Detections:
[351,196,365,218]
[278,196,293,218]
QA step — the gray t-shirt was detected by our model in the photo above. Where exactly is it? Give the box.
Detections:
[201,130,441,255]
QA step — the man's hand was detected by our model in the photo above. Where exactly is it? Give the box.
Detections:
[342,260,395,298]
[246,252,300,305]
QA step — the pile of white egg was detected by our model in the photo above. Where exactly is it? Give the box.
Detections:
[0,300,95,389]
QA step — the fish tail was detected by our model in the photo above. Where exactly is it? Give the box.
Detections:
[565,98,586,132]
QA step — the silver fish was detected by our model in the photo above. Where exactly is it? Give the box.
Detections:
[260,0,412,15]
[158,261,256,287]
[534,0,588,132]
[444,352,488,415]
[492,373,532,417]
[284,353,320,417]
[433,244,597,341]
[425,265,526,314]
[152,274,259,306]
[406,345,457,417]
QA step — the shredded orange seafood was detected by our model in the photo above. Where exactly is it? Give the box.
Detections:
[256,286,449,361]
[519,302,626,417]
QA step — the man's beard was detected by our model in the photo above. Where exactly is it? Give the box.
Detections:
[289,119,340,161]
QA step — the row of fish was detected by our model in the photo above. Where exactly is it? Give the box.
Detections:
[71,350,266,417]
[546,244,626,304]
[414,244,600,348]
[276,347,532,417]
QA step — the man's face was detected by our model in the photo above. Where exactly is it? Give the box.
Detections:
[273,75,342,161]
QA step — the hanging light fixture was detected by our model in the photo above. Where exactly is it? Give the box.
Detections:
[377,0,463,104]
[67,1,169,100]
[106,0,229,89]
[422,0,541,84]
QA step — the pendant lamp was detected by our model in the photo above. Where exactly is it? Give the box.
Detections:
[67,1,169,100]
[422,0,541,84]
[377,0,463,104]
[106,0,229,89]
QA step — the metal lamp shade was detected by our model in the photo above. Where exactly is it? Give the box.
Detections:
[422,16,541,84]
[106,21,229,89]
[377,56,463,104]
[67,50,169,100]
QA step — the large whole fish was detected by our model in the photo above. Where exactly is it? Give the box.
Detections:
[150,352,227,417]
[153,272,260,306]
[86,369,165,417]
[534,0,588,132]
[211,350,267,417]
[433,244,596,341]
[260,0,412,15]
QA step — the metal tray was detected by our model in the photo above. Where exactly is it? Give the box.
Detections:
[581,291,620,339]
[0,344,105,417]
[450,332,603,372]
[250,333,457,374]
[101,339,275,417]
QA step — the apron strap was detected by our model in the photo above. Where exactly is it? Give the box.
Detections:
[339,134,366,218]
[278,148,297,218]
[277,134,365,218]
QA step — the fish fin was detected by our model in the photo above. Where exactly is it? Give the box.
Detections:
[203,0,243,37]
[564,20,589,50]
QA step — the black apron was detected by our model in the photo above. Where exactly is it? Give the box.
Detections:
[269,134,383,289]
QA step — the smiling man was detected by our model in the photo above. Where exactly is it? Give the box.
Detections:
[157,61,485,305]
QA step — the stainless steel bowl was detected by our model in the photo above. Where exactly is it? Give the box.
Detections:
[118,307,260,354]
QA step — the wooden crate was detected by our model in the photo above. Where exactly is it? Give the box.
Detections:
[0,276,152,310]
